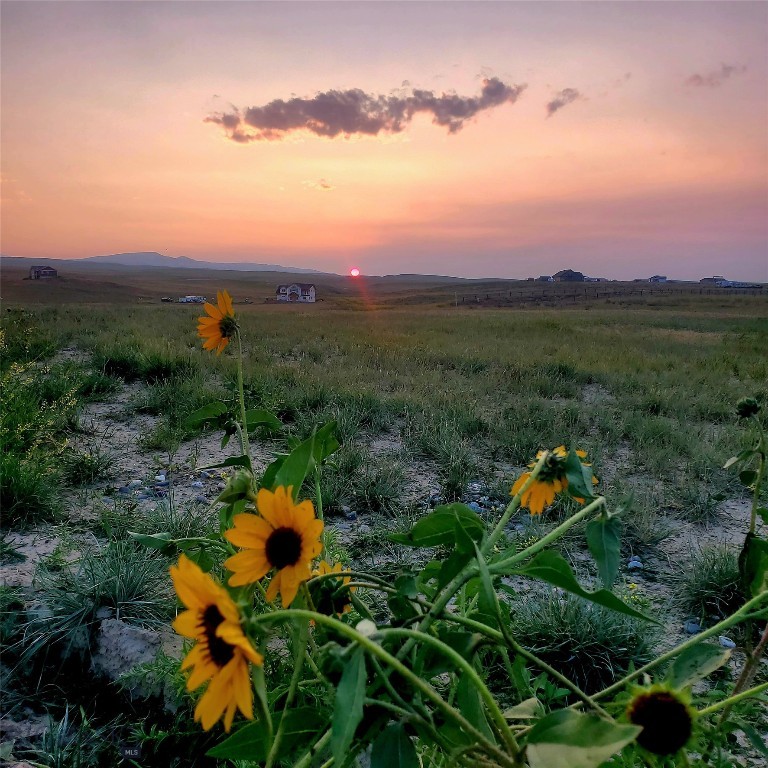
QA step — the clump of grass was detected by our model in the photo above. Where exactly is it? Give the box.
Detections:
[402,411,480,500]
[62,446,114,486]
[675,543,745,624]
[23,707,122,768]
[509,592,654,694]
[92,344,197,383]
[22,541,173,662]
[317,444,406,516]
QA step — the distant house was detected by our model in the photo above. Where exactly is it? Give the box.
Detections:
[648,275,667,283]
[553,269,584,282]
[276,283,316,303]
[178,295,207,303]
[29,266,58,279]
[535,275,554,282]
[700,276,726,285]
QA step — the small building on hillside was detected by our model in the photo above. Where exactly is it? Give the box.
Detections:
[700,276,726,285]
[178,295,207,303]
[29,266,58,279]
[648,275,668,283]
[276,283,316,303]
[553,269,585,282]
[535,275,554,282]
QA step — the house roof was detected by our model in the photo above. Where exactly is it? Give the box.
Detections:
[276,283,315,292]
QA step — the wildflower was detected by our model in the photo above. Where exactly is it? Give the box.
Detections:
[170,555,262,732]
[197,290,238,354]
[310,560,356,617]
[511,446,596,515]
[224,486,324,607]
[626,684,695,756]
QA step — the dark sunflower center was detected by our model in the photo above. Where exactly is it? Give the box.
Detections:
[220,315,238,339]
[628,691,692,756]
[201,604,235,668]
[265,527,303,570]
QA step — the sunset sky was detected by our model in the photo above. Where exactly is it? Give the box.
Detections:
[2,1,767,280]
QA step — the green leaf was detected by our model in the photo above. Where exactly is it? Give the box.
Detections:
[392,504,484,548]
[724,449,755,469]
[331,647,367,766]
[740,723,768,758]
[739,469,758,487]
[184,401,228,429]
[311,420,341,464]
[272,432,317,498]
[244,408,283,433]
[513,550,658,623]
[198,455,251,472]
[206,719,269,760]
[206,707,326,761]
[585,516,621,589]
[563,449,596,502]
[457,668,495,742]
[473,542,499,620]
[370,723,419,768]
[668,643,732,688]
[260,454,287,490]
[503,697,544,720]
[128,531,175,555]
[757,507,768,525]
[526,710,640,768]
[739,533,768,597]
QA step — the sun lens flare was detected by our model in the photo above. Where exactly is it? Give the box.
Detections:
[224,485,324,607]
[197,289,238,355]
[511,445,597,515]
[170,555,262,732]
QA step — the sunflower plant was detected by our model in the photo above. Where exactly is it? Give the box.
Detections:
[131,292,768,767]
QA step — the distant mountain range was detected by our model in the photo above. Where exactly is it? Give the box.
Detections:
[82,252,325,273]
[1,251,325,274]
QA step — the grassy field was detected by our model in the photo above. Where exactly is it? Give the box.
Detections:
[1,279,767,766]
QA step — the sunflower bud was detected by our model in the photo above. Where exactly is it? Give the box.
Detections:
[736,397,760,419]
[626,685,694,756]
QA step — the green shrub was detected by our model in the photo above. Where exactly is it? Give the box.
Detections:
[675,544,745,624]
[22,541,173,662]
[510,592,654,694]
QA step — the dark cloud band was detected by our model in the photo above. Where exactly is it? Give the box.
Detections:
[205,78,526,142]
[546,88,582,117]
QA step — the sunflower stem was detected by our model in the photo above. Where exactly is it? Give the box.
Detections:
[483,450,550,555]
[265,617,309,768]
[699,680,768,716]
[595,591,768,701]
[235,331,253,468]
[489,495,606,572]
[314,466,327,553]
[255,609,519,767]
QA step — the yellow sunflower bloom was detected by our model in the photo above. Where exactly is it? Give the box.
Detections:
[511,472,565,515]
[310,560,356,617]
[170,555,262,732]
[224,485,324,607]
[511,446,596,515]
[197,290,238,354]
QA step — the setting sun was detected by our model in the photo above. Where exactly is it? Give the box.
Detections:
[350,268,360,277]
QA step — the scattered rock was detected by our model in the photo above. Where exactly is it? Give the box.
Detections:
[718,635,736,649]
[128,479,143,488]
[627,559,644,570]
[467,501,483,513]
[191,481,204,488]
[684,620,702,634]
[194,495,209,504]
